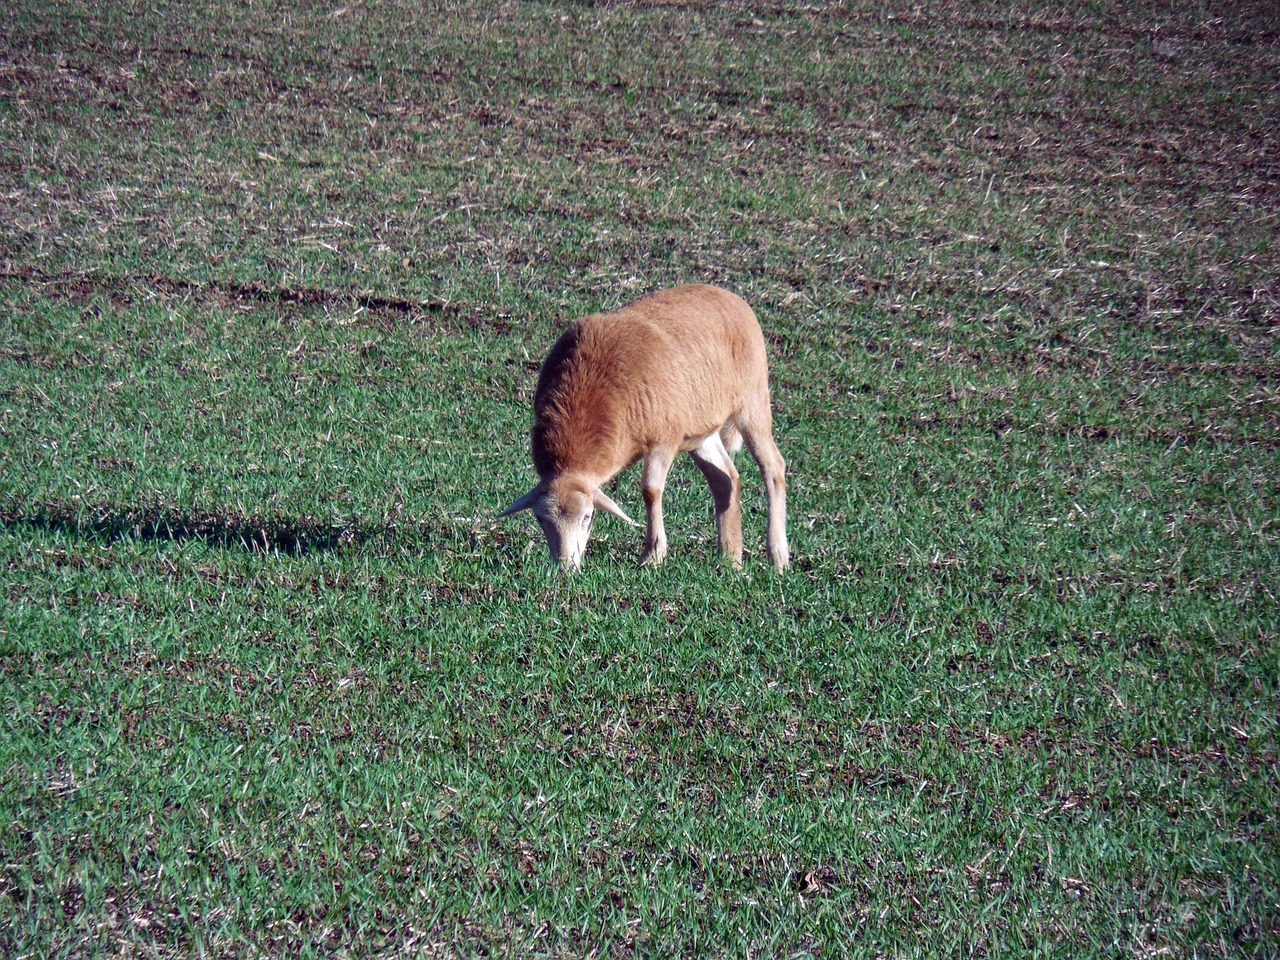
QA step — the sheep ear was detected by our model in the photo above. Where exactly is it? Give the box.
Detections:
[498,486,540,518]
[594,489,639,526]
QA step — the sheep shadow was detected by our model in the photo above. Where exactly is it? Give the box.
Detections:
[1,500,362,556]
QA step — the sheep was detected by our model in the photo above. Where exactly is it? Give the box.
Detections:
[498,284,789,571]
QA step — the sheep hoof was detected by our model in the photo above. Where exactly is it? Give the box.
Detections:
[640,543,668,566]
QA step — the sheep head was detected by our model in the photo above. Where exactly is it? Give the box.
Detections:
[498,476,637,569]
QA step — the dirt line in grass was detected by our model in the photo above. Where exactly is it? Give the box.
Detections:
[0,267,519,335]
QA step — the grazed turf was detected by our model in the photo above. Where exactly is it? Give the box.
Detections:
[1,1,1277,957]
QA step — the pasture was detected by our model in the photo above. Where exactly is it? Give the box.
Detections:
[1,0,1277,956]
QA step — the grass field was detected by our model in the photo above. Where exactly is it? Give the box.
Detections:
[2,0,1278,956]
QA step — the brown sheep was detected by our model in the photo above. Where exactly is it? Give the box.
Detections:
[499,284,789,570]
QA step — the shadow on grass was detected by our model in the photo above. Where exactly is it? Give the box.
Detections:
[1,498,362,556]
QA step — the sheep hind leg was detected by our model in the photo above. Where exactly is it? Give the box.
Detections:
[690,432,742,567]
[639,449,675,565]
[738,416,789,570]
[720,422,744,456]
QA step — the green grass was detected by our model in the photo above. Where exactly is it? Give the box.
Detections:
[2,0,1277,956]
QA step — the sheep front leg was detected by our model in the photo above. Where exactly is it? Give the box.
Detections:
[690,433,743,567]
[639,449,675,565]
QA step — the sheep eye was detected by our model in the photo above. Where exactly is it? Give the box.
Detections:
[582,513,593,527]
